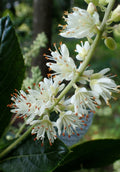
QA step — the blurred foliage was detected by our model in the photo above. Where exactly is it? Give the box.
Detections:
[22,66,42,90]
[23,32,47,66]
[1,2,33,43]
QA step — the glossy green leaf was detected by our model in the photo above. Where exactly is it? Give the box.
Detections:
[55,139,120,171]
[0,16,25,137]
[0,137,69,172]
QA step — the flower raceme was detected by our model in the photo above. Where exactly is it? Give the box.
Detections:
[8,2,120,146]
[59,6,100,39]
[8,42,119,145]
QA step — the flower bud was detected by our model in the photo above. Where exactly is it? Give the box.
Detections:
[111,5,120,22]
[104,37,117,50]
[87,2,96,15]
[84,0,99,6]
[113,24,120,42]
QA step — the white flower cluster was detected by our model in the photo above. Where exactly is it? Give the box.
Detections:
[8,2,119,146]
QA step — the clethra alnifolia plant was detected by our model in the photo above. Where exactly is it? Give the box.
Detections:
[6,0,120,148]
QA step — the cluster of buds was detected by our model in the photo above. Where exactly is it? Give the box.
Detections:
[8,1,120,146]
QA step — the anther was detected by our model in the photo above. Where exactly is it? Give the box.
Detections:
[83,123,87,126]
[68,135,71,138]
[62,133,65,136]
[34,137,37,141]
[75,113,78,116]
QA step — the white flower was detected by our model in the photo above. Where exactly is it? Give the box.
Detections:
[31,115,57,146]
[90,68,118,105]
[59,7,100,39]
[10,90,40,123]
[75,41,91,61]
[71,87,98,116]
[111,5,120,22]
[9,78,64,124]
[56,111,84,137]
[46,43,77,81]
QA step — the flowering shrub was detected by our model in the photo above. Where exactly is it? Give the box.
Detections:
[0,0,120,171]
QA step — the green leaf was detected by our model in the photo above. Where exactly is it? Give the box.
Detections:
[0,137,69,172]
[0,16,25,137]
[55,139,120,171]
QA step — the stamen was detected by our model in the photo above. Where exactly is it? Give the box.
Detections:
[49,141,52,146]
[62,133,65,136]
[83,123,87,126]
[31,133,35,135]
[21,94,27,100]
[96,106,101,109]
[34,137,37,141]
[106,99,111,108]
[26,90,29,93]
[45,56,49,60]
[41,142,44,147]
[59,41,62,46]
[64,11,68,15]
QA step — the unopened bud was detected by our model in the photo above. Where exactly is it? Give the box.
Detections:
[111,5,120,22]
[87,2,96,15]
[104,37,117,50]
[84,0,99,6]
[113,24,120,42]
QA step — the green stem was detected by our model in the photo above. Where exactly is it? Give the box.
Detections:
[0,0,115,160]
[0,124,34,160]
[15,123,26,138]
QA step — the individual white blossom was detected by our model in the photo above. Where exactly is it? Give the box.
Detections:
[90,68,119,105]
[31,115,57,146]
[71,87,99,116]
[59,7,100,39]
[46,43,77,81]
[10,90,39,124]
[56,111,85,137]
[75,41,91,61]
